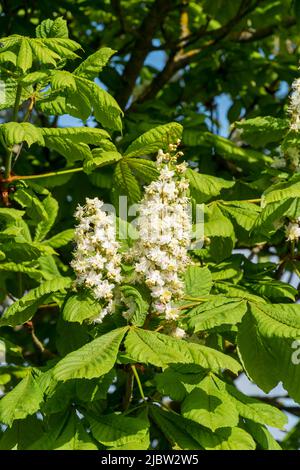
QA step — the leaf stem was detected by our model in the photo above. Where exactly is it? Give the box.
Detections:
[131,365,145,400]
[3,166,83,183]
[12,82,22,121]
[3,82,22,179]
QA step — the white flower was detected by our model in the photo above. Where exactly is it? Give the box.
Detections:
[171,327,186,339]
[71,197,122,323]
[130,144,191,318]
[289,78,300,131]
[286,221,300,241]
[270,157,286,169]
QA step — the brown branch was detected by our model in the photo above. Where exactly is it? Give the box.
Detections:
[117,0,174,110]
[232,17,296,42]
[24,321,56,359]
[129,0,293,107]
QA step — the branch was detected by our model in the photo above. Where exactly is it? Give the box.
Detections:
[129,0,292,107]
[232,17,296,42]
[117,0,174,109]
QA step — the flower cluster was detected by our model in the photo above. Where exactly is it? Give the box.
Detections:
[130,141,192,320]
[289,78,300,131]
[71,198,122,322]
[286,219,300,241]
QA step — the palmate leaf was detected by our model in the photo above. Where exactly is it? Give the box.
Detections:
[149,406,256,450]
[0,277,71,327]
[83,150,122,174]
[201,132,272,170]
[36,17,69,39]
[0,416,44,450]
[89,412,150,450]
[0,36,81,69]
[217,378,287,429]
[243,420,281,450]
[186,298,247,332]
[40,127,112,163]
[53,327,129,381]
[34,192,59,242]
[112,159,142,207]
[40,74,123,131]
[155,364,207,401]
[184,265,212,297]
[28,412,97,450]
[194,204,235,263]
[0,372,43,426]
[74,47,116,80]
[44,229,74,248]
[120,285,149,327]
[125,328,241,374]
[235,116,289,147]
[127,158,159,183]
[124,122,183,157]
[16,38,32,73]
[62,291,101,324]
[0,122,44,147]
[181,374,239,431]
[262,174,300,204]
[186,169,234,204]
[238,302,300,402]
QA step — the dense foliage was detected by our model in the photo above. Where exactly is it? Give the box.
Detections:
[1,0,300,450]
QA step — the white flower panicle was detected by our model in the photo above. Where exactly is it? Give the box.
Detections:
[289,78,300,131]
[71,197,122,322]
[131,141,192,320]
[286,219,300,241]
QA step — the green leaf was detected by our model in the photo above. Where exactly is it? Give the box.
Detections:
[221,380,287,429]
[149,406,202,450]
[62,291,101,324]
[150,406,256,450]
[244,420,282,450]
[243,279,297,302]
[219,201,260,232]
[186,169,234,203]
[0,122,44,147]
[181,374,239,431]
[76,77,123,131]
[0,372,43,426]
[238,302,300,402]
[120,285,149,326]
[45,229,74,248]
[53,327,128,381]
[185,266,212,297]
[17,38,32,73]
[262,174,300,205]
[74,47,116,80]
[29,412,98,450]
[124,122,183,157]
[203,132,272,169]
[0,416,44,450]
[0,277,71,326]
[235,116,288,147]
[34,193,59,242]
[112,160,141,207]
[12,187,48,222]
[194,204,235,263]
[126,157,159,183]
[36,17,69,39]
[125,328,241,374]
[187,298,247,331]
[83,150,122,174]
[90,413,150,450]
[51,70,77,91]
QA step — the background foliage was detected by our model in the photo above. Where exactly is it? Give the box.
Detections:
[1,0,300,450]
